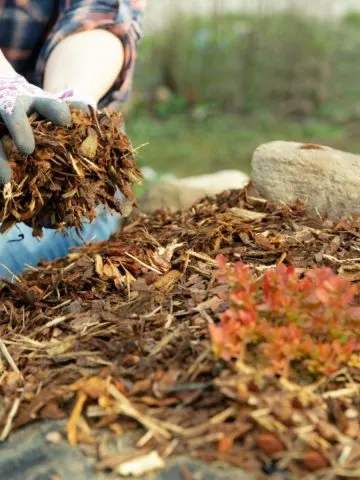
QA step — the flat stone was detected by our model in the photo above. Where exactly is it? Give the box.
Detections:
[155,457,255,480]
[251,141,360,219]
[0,422,255,480]
[0,421,93,480]
[141,170,249,212]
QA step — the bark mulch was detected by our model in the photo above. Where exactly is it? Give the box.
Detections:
[0,186,359,479]
[0,108,142,236]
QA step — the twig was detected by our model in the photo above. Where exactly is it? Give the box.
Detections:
[125,252,162,275]
[109,385,171,439]
[0,264,21,283]
[323,254,360,264]
[149,329,181,357]
[0,393,23,441]
[43,315,72,329]
[0,339,21,374]
[186,250,217,265]
[67,391,87,446]
[141,306,162,319]
[322,386,359,399]
[51,299,72,310]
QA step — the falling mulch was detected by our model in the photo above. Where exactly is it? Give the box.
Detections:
[0,108,142,237]
[0,186,359,479]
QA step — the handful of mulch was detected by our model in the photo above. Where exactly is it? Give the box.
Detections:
[0,108,143,237]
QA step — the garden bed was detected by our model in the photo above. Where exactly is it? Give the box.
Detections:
[0,186,359,479]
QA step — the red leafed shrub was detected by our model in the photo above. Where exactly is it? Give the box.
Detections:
[210,256,360,378]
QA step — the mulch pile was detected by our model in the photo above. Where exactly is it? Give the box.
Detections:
[0,108,142,236]
[0,186,359,479]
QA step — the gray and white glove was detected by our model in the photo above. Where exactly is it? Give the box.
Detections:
[0,71,72,184]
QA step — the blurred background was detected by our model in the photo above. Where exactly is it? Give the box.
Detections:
[126,0,360,183]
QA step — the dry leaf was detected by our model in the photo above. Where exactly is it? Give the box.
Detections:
[79,128,98,159]
[95,254,104,276]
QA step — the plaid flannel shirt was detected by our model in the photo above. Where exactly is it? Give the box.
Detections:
[0,0,146,104]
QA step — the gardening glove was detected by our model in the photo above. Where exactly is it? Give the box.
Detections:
[0,71,72,184]
[59,89,98,114]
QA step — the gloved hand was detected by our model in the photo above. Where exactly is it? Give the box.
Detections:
[0,71,72,184]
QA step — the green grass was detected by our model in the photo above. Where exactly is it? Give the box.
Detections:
[127,9,360,182]
[133,10,360,120]
[127,111,358,178]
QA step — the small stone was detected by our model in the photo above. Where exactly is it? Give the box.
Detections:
[64,300,83,314]
[314,252,323,263]
[45,431,62,444]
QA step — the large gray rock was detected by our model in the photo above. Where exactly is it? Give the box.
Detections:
[251,141,360,219]
[141,170,249,213]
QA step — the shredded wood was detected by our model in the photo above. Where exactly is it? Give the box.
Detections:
[0,186,359,478]
[0,108,142,236]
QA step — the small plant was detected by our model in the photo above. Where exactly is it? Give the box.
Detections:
[210,257,360,379]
